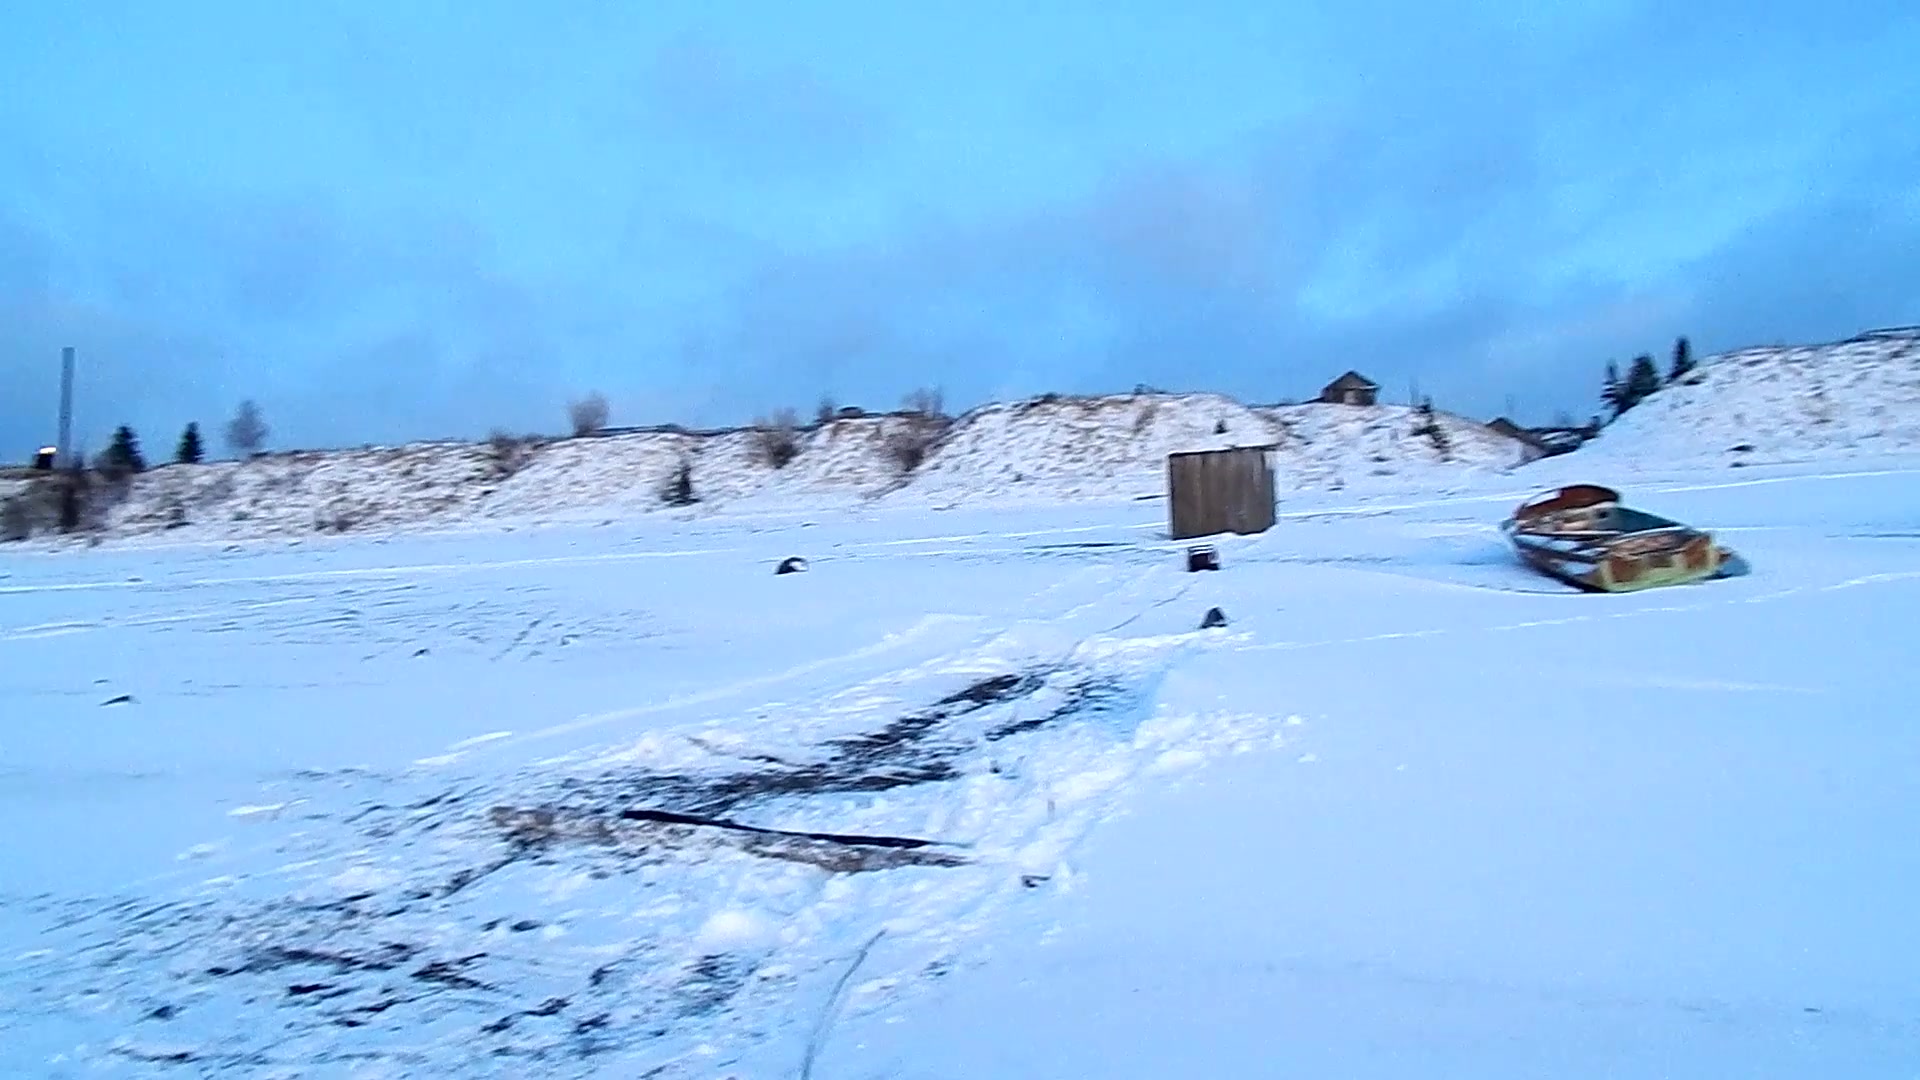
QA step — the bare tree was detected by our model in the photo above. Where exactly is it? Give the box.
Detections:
[885,387,951,473]
[226,399,268,458]
[901,387,945,420]
[567,392,610,437]
[752,407,802,468]
[816,396,838,426]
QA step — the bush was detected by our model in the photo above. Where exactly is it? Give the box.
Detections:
[752,408,802,468]
[661,459,698,506]
[2,493,37,541]
[568,392,610,436]
[487,429,537,478]
[46,468,126,534]
[1410,398,1453,461]
[816,396,838,426]
[885,388,951,473]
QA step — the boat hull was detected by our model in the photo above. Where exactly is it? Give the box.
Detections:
[1500,485,1745,593]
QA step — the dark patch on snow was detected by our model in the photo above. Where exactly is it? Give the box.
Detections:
[984,675,1131,742]
[675,954,754,1017]
[617,807,946,850]
[208,941,419,978]
[412,953,492,991]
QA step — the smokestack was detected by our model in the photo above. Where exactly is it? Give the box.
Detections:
[58,347,75,468]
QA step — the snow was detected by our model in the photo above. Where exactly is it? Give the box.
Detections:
[4,354,1920,1077]
[1583,328,1920,469]
[2,394,1529,547]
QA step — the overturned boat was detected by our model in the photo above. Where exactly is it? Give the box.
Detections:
[1501,484,1750,593]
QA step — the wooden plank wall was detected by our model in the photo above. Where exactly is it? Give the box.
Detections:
[1167,447,1276,540]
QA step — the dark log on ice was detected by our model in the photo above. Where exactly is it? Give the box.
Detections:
[618,807,940,850]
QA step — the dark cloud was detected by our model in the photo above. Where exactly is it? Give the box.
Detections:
[677,9,1920,425]
[5,4,1914,456]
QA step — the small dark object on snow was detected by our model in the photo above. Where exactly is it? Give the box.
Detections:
[1200,607,1228,629]
[775,556,809,575]
[1021,874,1050,888]
[1186,545,1219,572]
[100,693,135,706]
[619,806,941,850]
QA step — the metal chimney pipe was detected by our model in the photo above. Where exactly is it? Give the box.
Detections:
[57,347,75,468]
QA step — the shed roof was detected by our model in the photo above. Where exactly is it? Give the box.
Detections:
[1323,370,1379,391]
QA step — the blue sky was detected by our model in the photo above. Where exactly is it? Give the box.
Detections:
[3,0,1917,455]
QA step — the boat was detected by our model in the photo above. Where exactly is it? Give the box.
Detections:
[1500,484,1750,593]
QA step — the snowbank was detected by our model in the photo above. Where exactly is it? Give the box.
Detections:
[3,395,1531,544]
[1583,329,1920,468]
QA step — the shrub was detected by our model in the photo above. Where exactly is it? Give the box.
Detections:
[567,392,610,437]
[1411,398,1453,460]
[885,387,951,473]
[487,429,537,478]
[661,459,698,506]
[752,408,802,468]
[2,493,37,541]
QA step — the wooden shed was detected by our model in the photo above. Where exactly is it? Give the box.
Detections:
[1167,446,1278,541]
[1318,370,1380,406]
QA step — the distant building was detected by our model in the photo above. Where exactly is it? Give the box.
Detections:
[1318,371,1379,407]
[1487,418,1551,463]
[1489,417,1593,460]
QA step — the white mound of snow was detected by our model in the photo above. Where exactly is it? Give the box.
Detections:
[2,393,1533,545]
[1584,329,1920,468]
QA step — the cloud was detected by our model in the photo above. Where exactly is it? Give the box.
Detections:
[5,2,1914,455]
[636,36,893,176]
[0,173,614,455]
[673,8,1920,423]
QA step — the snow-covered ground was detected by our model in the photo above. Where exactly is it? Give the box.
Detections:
[1584,328,1920,470]
[3,395,1525,546]
[3,452,1917,1077]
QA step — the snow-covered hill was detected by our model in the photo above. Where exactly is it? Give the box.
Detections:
[2,397,1526,544]
[15,326,1919,548]
[1583,328,1920,467]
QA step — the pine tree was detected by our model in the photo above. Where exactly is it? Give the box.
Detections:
[1625,354,1662,408]
[176,422,204,465]
[102,425,147,475]
[1668,336,1696,384]
[1601,361,1626,418]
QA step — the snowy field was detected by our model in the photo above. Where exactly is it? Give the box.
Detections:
[3,458,1919,1077]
